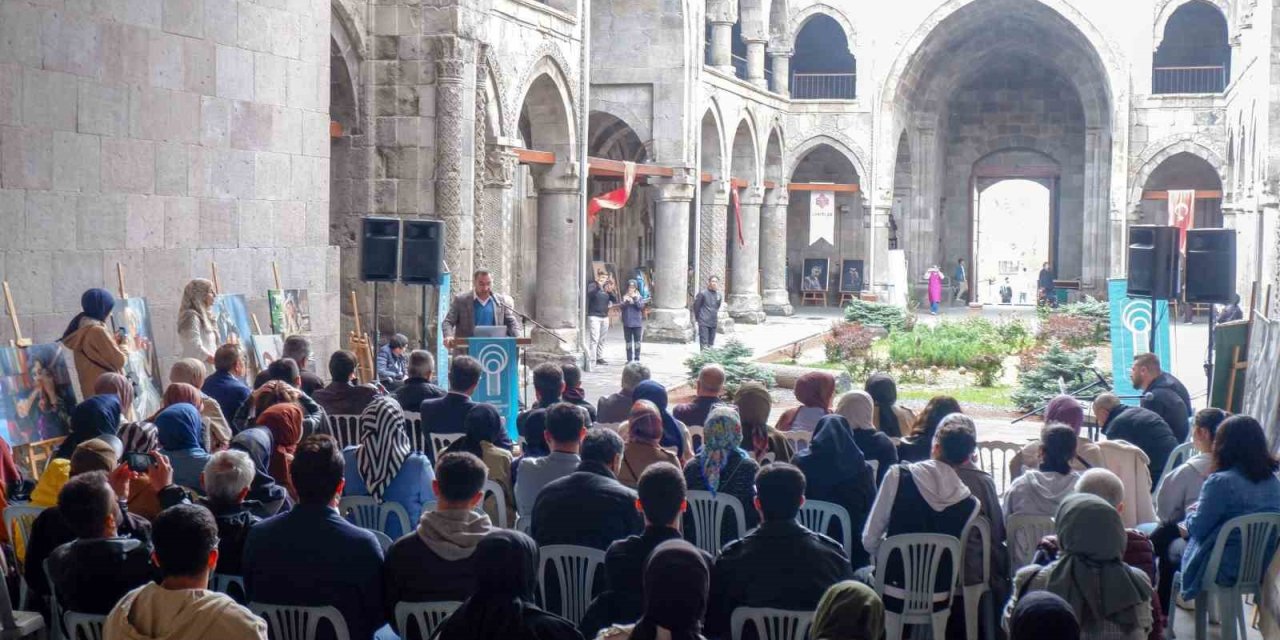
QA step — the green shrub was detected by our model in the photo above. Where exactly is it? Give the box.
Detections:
[683,339,775,394]
[843,299,911,331]
[824,322,886,383]
[1037,296,1110,344]
[1010,341,1105,410]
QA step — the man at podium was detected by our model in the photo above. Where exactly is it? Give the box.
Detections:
[443,269,521,345]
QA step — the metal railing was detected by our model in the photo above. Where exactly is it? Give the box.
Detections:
[1151,65,1227,94]
[792,73,856,100]
[731,54,748,80]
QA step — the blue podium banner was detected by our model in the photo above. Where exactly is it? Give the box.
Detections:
[1107,278,1171,406]
[435,272,451,386]
[468,336,520,440]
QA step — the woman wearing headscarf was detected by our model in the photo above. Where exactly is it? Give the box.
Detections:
[864,374,913,438]
[1011,394,1104,479]
[229,427,291,517]
[436,530,584,640]
[232,379,328,437]
[340,397,431,537]
[734,382,793,465]
[1008,592,1080,640]
[94,372,136,423]
[683,406,760,531]
[596,539,710,640]
[776,371,835,433]
[811,581,885,640]
[61,288,129,396]
[896,396,962,463]
[257,403,303,503]
[618,400,680,488]
[119,420,164,520]
[155,403,211,491]
[170,358,232,451]
[35,395,123,506]
[795,415,877,567]
[835,391,897,484]
[632,380,693,463]
[1003,494,1153,640]
[177,278,219,365]
[444,403,514,525]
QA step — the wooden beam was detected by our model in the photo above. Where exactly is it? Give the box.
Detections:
[515,148,556,165]
[329,121,343,138]
[587,157,674,178]
[789,183,861,193]
[1142,190,1223,200]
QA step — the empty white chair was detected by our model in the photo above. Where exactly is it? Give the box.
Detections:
[867,459,880,482]
[325,415,362,450]
[394,601,462,640]
[536,545,605,626]
[210,573,247,604]
[430,433,465,461]
[63,613,104,640]
[957,517,994,640]
[729,607,813,640]
[481,480,509,528]
[685,491,747,557]
[874,534,963,640]
[338,496,412,536]
[1005,514,1054,571]
[796,499,853,558]
[5,505,43,609]
[0,552,45,640]
[974,441,1024,496]
[1154,441,1198,496]
[1169,513,1280,640]
[250,603,351,640]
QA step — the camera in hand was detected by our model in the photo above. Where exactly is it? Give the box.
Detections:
[124,452,152,472]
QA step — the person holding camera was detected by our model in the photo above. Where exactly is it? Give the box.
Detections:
[61,288,130,397]
[586,271,619,365]
[620,279,647,363]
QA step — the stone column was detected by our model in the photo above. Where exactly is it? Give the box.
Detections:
[872,204,894,302]
[745,39,767,88]
[700,180,735,333]
[647,176,697,342]
[761,188,793,315]
[531,166,582,359]
[709,21,734,70]
[431,35,476,279]
[1083,126,1108,287]
[770,50,792,96]
[730,186,766,322]
[480,139,520,293]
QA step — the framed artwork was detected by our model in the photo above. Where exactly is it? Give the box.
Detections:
[251,335,285,371]
[801,258,830,292]
[0,344,77,446]
[211,294,253,355]
[110,298,164,420]
[840,259,864,293]
[268,289,311,335]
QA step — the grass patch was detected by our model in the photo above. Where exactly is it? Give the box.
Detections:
[899,385,1014,408]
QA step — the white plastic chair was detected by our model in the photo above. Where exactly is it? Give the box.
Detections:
[536,545,605,626]
[1154,441,1198,496]
[481,480,509,528]
[210,573,247,603]
[250,603,351,640]
[325,415,362,450]
[5,505,43,609]
[957,517,994,640]
[338,496,412,536]
[729,607,813,640]
[43,559,62,640]
[874,534,963,640]
[974,441,1024,496]
[867,459,880,482]
[782,430,811,452]
[430,433,465,461]
[685,491,748,557]
[1169,512,1280,640]
[1005,514,1054,571]
[372,530,393,552]
[402,411,425,452]
[394,601,461,640]
[0,552,44,640]
[63,614,103,640]
[796,499,853,558]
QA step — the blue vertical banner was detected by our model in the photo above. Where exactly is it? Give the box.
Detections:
[1107,278,1171,406]
[468,337,520,440]
[435,273,451,385]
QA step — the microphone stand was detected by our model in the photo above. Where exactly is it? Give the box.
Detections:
[494,298,567,407]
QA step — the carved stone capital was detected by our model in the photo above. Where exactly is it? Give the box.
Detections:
[429,35,473,81]
[740,185,765,206]
[483,146,519,188]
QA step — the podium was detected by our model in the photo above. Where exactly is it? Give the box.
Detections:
[454,336,526,441]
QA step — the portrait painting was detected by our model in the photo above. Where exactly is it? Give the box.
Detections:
[840,259,865,293]
[801,258,830,292]
[268,289,311,335]
[211,294,253,353]
[251,335,285,372]
[0,344,77,446]
[110,297,164,419]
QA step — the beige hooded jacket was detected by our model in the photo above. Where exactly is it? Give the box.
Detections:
[104,583,266,640]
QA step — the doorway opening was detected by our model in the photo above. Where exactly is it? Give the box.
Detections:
[973,179,1053,305]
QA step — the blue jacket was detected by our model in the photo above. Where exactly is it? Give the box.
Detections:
[341,448,435,538]
[620,297,646,329]
[1180,469,1280,598]
[244,504,385,640]
[202,371,251,425]
[376,344,407,382]
[165,448,212,493]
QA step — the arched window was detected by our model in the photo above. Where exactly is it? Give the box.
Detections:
[1153,1,1230,94]
[791,15,855,99]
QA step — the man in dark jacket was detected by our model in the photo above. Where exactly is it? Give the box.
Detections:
[252,336,325,394]
[705,463,852,638]
[199,449,264,578]
[393,350,447,411]
[312,351,381,417]
[203,344,252,425]
[692,275,722,350]
[530,428,642,550]
[515,363,564,445]
[1094,392,1179,485]
[419,356,482,439]
[1130,353,1192,442]
[586,273,618,365]
[560,363,597,423]
[673,364,726,427]
[596,362,650,424]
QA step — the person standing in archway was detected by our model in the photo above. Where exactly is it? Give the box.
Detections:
[692,276,722,350]
[1038,261,1057,307]
[925,266,945,315]
[953,258,969,305]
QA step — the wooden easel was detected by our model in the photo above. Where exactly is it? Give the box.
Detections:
[2,281,31,348]
[272,262,282,291]
[348,291,376,384]
[117,263,128,299]
[801,291,827,307]
[211,263,221,294]
[838,292,858,306]
[2,282,64,477]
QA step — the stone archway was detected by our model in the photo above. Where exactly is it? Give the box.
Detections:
[787,142,863,306]
[1136,151,1225,228]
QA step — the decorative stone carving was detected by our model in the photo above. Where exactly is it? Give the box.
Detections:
[430,35,475,279]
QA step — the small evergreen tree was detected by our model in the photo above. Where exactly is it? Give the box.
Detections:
[683,339,775,395]
[1011,341,1104,410]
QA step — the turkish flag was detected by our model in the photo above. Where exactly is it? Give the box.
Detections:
[1168,190,1195,253]
[587,161,637,226]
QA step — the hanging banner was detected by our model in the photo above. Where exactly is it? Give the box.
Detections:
[1108,278,1171,406]
[468,336,520,441]
[435,272,451,386]
[809,189,835,245]
[1168,189,1195,254]
[730,188,744,247]
[587,161,637,226]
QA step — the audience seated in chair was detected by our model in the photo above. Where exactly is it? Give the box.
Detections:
[531,427,642,550]
[251,337,325,395]
[105,504,267,639]
[835,391,898,485]
[516,403,588,517]
[1010,395,1104,480]
[597,363,651,425]
[169,358,233,451]
[393,350,447,412]
[419,355,483,441]
[227,426,293,518]
[1004,424,1081,521]
[793,415,877,568]
[243,434,386,640]
[1151,408,1225,611]
[735,382,795,466]
[705,463,853,639]
[312,350,380,418]
[632,381,694,464]
[384,452,494,639]
[254,403,303,503]
[516,363,565,446]
[1007,591,1080,640]
[1094,393,1178,487]
[684,406,761,533]
[776,371,835,433]
[561,363,598,424]
[202,343,254,426]
[232,366,328,436]
[594,539,710,640]
[673,364,726,428]
[155,393,214,493]
[940,414,1011,605]
[811,581,886,640]
[342,396,435,538]
[617,400,680,488]
[442,404,515,523]
[895,396,961,464]
[197,449,262,577]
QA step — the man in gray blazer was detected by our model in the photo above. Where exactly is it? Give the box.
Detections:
[443,269,521,344]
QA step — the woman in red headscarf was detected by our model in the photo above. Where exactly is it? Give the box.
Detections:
[776,371,836,433]
[618,400,680,488]
[256,404,303,501]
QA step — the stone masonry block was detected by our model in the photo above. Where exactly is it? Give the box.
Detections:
[1,126,52,190]
[102,138,156,194]
[287,59,319,111]
[199,198,238,247]
[5,252,53,315]
[163,0,205,38]
[41,10,102,78]
[204,0,237,46]
[155,143,189,195]
[183,38,216,95]
[254,151,292,200]
[269,105,301,154]
[189,147,254,199]
[78,80,130,136]
[130,87,199,143]
[53,131,102,192]
[210,248,251,296]
[23,192,75,251]
[200,96,231,147]
[254,53,288,106]
[22,68,76,131]
[238,3,275,54]
[162,195,198,248]
[102,23,151,86]
[126,194,166,249]
[275,200,305,247]
[149,31,186,90]
[53,252,106,313]
[237,199,274,247]
[0,190,22,250]
[0,3,43,68]
[215,45,254,101]
[230,101,272,151]
[101,250,147,299]
[267,9,299,59]
[142,249,192,302]
[0,65,19,126]
[77,193,127,250]
[301,110,328,157]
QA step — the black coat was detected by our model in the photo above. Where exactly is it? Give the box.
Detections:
[1142,373,1192,442]
[49,537,156,615]
[1104,405,1180,485]
[530,461,643,551]
[383,533,480,638]
[852,428,898,485]
[419,392,479,437]
[202,499,262,577]
[25,503,152,604]
[393,378,447,413]
[705,520,852,638]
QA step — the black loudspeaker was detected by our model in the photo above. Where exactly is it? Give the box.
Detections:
[1127,225,1180,300]
[1185,228,1236,304]
[360,217,401,282]
[401,219,445,285]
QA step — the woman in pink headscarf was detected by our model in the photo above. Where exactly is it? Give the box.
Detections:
[926,266,945,315]
[1010,394,1105,479]
[618,400,680,488]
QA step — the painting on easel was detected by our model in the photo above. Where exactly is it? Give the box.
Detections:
[211,295,253,347]
[268,289,311,335]
[0,344,77,446]
[110,298,164,420]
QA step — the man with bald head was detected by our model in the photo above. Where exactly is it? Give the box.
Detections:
[1093,392,1179,485]
[673,364,726,427]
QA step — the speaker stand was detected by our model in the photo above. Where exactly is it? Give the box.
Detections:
[1150,296,1158,354]
[1204,307,1216,403]
[372,283,381,349]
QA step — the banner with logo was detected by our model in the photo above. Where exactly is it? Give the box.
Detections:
[1168,190,1195,254]
[435,272,451,385]
[1108,278,1171,406]
[468,336,519,440]
[809,189,835,245]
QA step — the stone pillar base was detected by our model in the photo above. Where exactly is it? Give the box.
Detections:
[717,311,736,334]
[763,290,794,316]
[728,293,767,324]
[645,308,694,343]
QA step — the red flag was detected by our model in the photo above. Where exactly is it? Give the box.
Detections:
[731,187,744,247]
[1168,190,1195,253]
[587,161,637,226]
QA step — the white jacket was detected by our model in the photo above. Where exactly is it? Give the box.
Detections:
[1098,440,1157,527]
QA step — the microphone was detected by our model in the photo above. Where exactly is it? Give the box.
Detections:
[1092,368,1112,391]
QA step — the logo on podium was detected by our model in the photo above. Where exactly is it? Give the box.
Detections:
[468,336,519,440]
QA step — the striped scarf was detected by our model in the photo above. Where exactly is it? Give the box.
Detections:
[357,397,412,502]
